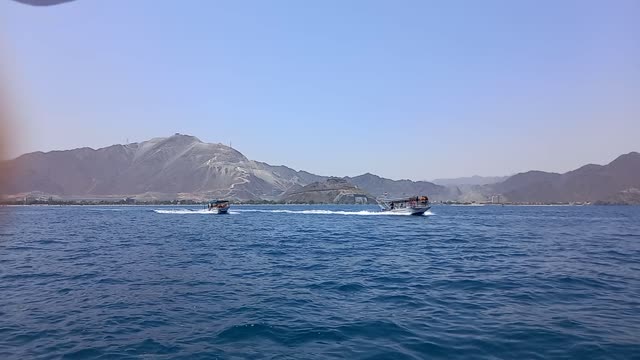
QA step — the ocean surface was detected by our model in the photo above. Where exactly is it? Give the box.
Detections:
[0,204,639,359]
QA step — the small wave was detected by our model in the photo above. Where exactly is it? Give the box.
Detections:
[336,282,367,292]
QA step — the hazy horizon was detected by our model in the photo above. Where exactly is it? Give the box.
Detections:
[2,0,639,179]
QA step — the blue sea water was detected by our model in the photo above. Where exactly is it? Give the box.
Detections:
[0,204,639,359]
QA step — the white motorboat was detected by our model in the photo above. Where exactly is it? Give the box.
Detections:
[377,195,430,215]
[207,200,230,214]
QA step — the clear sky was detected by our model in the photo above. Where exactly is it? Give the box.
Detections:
[1,0,638,180]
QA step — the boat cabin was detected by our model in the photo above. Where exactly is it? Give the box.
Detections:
[377,195,429,211]
[207,200,230,211]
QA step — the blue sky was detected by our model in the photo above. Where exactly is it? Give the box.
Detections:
[1,0,638,179]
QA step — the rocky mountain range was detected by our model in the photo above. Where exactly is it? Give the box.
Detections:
[432,175,510,186]
[1,134,639,204]
[0,134,325,201]
[344,173,455,201]
[488,152,640,203]
[280,178,376,204]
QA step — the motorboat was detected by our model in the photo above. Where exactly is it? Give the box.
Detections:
[207,200,230,214]
[377,195,430,215]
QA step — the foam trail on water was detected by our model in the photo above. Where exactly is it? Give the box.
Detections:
[233,209,434,216]
[153,208,434,216]
[154,209,216,215]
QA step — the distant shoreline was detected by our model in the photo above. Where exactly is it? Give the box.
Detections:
[1,203,634,207]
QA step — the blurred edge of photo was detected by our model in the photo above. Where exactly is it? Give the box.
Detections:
[1,38,16,220]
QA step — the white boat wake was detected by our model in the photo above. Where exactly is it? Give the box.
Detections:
[232,209,434,216]
[153,209,229,215]
[154,208,433,216]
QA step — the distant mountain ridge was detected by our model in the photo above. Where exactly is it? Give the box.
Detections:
[1,134,638,204]
[0,134,326,201]
[489,152,640,203]
[0,134,450,202]
[345,173,455,201]
[432,175,509,186]
[280,178,376,204]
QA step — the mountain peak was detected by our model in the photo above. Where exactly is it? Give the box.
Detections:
[167,133,201,142]
[357,172,379,179]
[610,151,640,164]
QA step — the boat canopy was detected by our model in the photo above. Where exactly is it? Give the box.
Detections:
[209,200,229,204]
[378,195,429,203]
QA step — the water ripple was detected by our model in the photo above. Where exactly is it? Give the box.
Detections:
[0,205,639,359]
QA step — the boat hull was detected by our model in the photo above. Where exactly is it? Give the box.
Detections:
[385,206,431,215]
[209,207,229,214]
